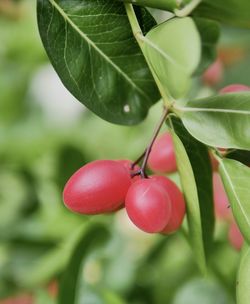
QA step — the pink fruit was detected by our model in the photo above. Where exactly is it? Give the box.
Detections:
[117,159,141,182]
[213,172,231,220]
[125,179,171,233]
[228,221,244,251]
[151,175,186,234]
[220,84,250,94]
[148,132,177,174]
[63,160,131,214]
[202,58,223,86]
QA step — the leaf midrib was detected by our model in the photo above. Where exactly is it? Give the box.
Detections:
[176,105,250,115]
[220,160,250,229]
[143,36,187,71]
[48,0,150,101]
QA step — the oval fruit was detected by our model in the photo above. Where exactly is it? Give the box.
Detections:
[117,159,141,182]
[220,84,250,94]
[148,132,177,173]
[125,179,171,233]
[63,160,131,214]
[202,58,223,87]
[151,175,186,234]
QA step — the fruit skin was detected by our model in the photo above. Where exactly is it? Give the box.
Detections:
[228,221,244,251]
[213,172,232,221]
[151,175,186,234]
[202,58,223,86]
[117,159,140,182]
[63,160,131,214]
[220,84,250,94]
[125,179,171,233]
[148,132,177,174]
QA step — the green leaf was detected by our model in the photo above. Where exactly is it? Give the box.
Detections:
[168,117,214,274]
[227,150,250,167]
[180,92,250,150]
[118,0,191,11]
[58,223,110,304]
[194,0,250,29]
[237,247,250,304]
[143,17,201,99]
[193,18,220,75]
[20,224,87,287]
[219,158,250,244]
[173,278,234,304]
[37,0,159,125]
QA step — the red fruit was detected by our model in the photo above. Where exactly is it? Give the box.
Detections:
[228,221,244,251]
[125,179,171,233]
[0,295,33,304]
[151,176,186,234]
[213,172,231,220]
[220,84,250,94]
[148,132,177,174]
[117,159,140,182]
[63,160,131,214]
[202,58,223,86]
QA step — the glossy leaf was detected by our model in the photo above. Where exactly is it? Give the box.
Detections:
[58,223,110,304]
[37,0,159,125]
[143,17,201,99]
[194,0,250,28]
[219,158,250,244]
[169,116,214,274]
[227,150,250,166]
[180,92,250,150]
[237,247,250,304]
[193,18,220,75]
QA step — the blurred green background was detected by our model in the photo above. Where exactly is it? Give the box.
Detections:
[1,1,250,303]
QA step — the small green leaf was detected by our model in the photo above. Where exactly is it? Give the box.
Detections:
[193,18,220,75]
[180,92,250,150]
[143,17,201,99]
[37,0,159,125]
[237,247,250,304]
[194,0,250,29]
[169,117,214,274]
[219,158,250,244]
[58,223,110,304]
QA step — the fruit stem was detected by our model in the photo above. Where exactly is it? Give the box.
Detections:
[132,107,169,178]
[131,150,146,170]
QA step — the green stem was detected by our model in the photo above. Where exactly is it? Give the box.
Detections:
[174,0,202,17]
[124,3,172,108]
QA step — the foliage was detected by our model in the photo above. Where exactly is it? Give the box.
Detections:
[1,0,250,303]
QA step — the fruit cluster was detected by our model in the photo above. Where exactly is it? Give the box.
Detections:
[63,133,185,235]
[63,81,249,243]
